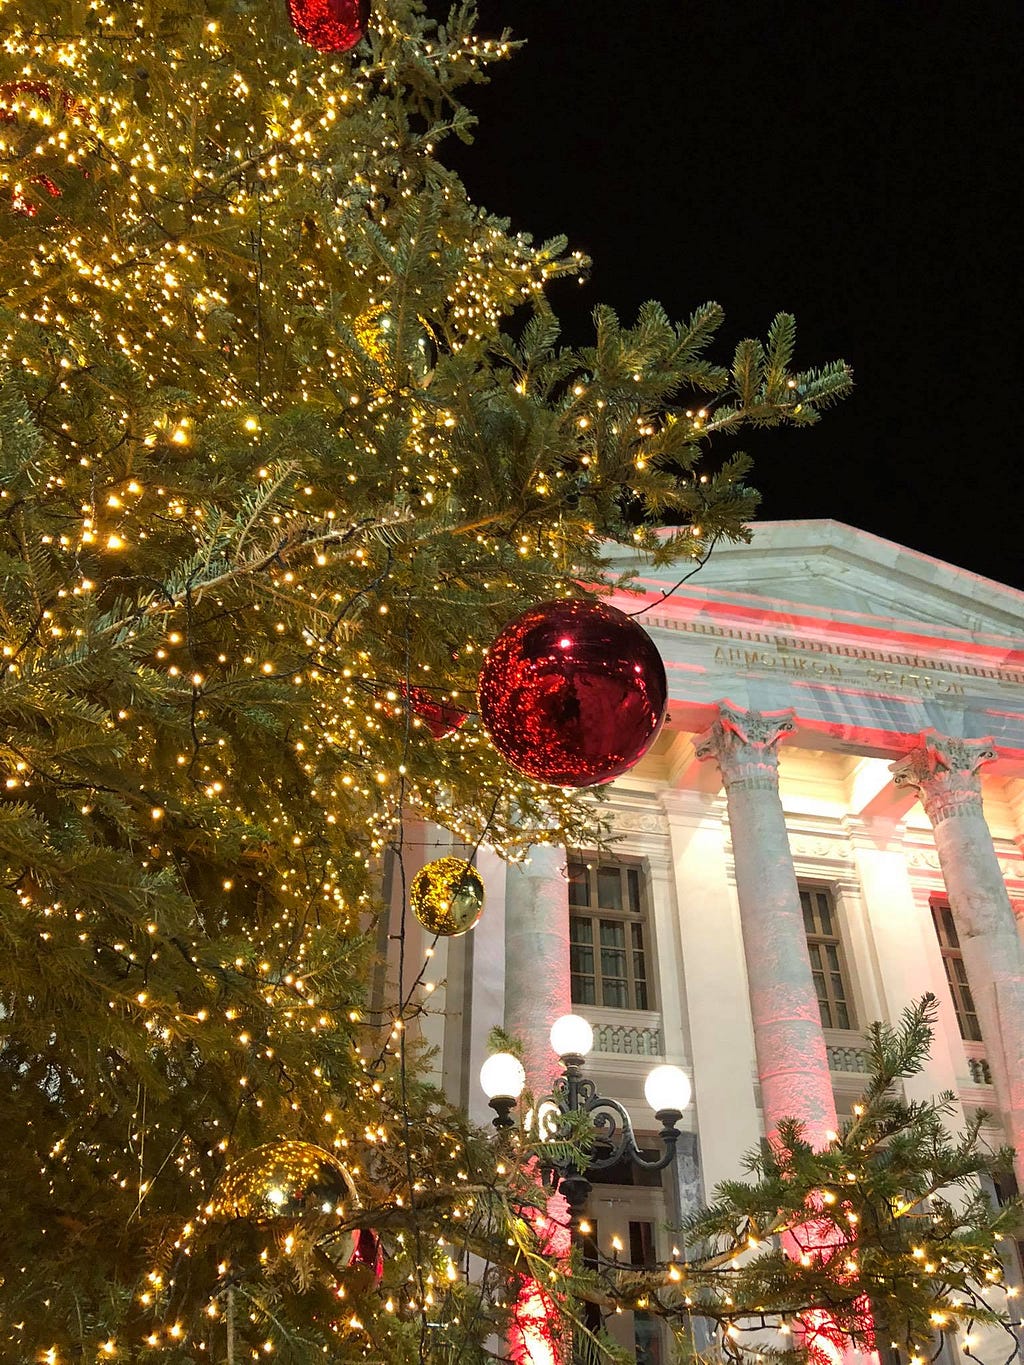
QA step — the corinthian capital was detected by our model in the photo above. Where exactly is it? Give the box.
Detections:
[694,701,796,790]
[890,731,997,825]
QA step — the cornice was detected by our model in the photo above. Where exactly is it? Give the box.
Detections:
[602,520,1024,647]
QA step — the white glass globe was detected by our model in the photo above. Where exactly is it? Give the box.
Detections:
[643,1064,692,1115]
[479,1052,526,1102]
[549,1013,594,1058]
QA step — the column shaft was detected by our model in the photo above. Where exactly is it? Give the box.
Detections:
[503,843,571,1092]
[503,844,572,1365]
[697,704,838,1147]
[893,734,1024,1183]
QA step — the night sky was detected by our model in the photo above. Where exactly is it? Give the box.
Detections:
[445,1,1023,596]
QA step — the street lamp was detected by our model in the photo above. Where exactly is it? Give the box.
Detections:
[479,1051,527,1129]
[479,1013,692,1225]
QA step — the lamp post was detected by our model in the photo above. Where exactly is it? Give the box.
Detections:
[480,1013,692,1227]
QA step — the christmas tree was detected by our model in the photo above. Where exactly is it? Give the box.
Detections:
[6,1,1013,1363]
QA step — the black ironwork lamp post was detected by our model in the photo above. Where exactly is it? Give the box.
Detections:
[480,1013,692,1228]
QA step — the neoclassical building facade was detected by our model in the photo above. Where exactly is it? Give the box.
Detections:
[390,520,1024,1359]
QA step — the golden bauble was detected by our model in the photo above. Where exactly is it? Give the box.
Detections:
[410,857,484,936]
[210,1141,357,1222]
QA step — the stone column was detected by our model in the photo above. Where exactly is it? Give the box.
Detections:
[891,732,1024,1184]
[504,842,572,1093]
[504,843,573,1365]
[662,791,762,1191]
[695,702,838,1147]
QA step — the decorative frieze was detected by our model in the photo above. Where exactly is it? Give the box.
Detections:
[789,836,854,861]
[610,808,671,838]
[904,844,1023,885]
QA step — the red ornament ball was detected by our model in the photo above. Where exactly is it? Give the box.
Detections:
[347,1227,384,1289]
[402,685,467,740]
[0,82,71,217]
[286,0,369,52]
[477,599,667,788]
[0,79,59,114]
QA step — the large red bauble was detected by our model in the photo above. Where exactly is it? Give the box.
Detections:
[286,0,369,51]
[478,600,667,788]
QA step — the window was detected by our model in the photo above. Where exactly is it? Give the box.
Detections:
[629,1223,662,1365]
[629,1219,658,1268]
[568,856,650,1011]
[800,885,855,1030]
[931,900,982,1042]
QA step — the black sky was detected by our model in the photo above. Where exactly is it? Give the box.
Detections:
[444,0,1023,596]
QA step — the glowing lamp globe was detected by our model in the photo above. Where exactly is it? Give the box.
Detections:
[410,857,484,937]
[480,1052,527,1103]
[477,599,667,787]
[286,0,369,52]
[643,1065,692,1116]
[210,1141,356,1222]
[550,1013,594,1059]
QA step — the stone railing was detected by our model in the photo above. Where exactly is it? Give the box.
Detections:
[963,1039,994,1087]
[592,1022,664,1057]
[826,1043,872,1073]
[826,1040,994,1088]
[967,1056,993,1086]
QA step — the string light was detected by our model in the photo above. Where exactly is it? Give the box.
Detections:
[0,4,969,1364]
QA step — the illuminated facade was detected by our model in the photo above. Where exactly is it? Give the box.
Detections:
[389,519,1024,1360]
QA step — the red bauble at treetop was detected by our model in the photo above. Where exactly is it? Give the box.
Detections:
[0,81,75,217]
[401,685,468,740]
[286,0,369,52]
[477,599,668,788]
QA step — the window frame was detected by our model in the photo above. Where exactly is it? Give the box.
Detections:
[930,897,983,1043]
[567,853,655,1013]
[799,882,857,1032]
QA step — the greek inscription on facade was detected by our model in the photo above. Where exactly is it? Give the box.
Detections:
[865,667,965,696]
[660,617,1020,686]
[711,645,966,695]
[712,646,842,678]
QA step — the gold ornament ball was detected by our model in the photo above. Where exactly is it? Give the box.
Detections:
[210,1140,357,1222]
[410,857,484,936]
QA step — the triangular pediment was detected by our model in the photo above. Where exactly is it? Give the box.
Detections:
[608,520,1024,644]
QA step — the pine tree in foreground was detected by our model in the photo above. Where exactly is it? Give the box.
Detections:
[6,1,1010,1362]
[551,998,1021,1365]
